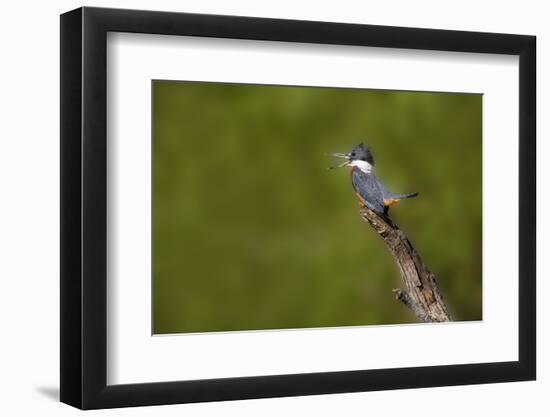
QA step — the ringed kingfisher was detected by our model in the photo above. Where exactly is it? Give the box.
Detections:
[330,143,418,215]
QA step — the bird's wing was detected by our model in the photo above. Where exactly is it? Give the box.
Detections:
[351,170,385,213]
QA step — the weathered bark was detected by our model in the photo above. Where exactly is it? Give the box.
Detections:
[359,206,451,323]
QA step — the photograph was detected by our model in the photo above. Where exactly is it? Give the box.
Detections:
[0,0,542,414]
[152,80,483,334]
[54,2,538,412]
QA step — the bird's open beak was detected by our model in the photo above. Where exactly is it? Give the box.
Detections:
[330,152,349,159]
[327,152,351,170]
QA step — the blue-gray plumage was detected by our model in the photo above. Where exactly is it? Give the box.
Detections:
[351,169,386,213]
[330,143,418,215]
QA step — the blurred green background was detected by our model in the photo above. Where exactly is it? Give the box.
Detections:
[152,80,482,334]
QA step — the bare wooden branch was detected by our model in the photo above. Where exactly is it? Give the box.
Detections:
[358,206,451,322]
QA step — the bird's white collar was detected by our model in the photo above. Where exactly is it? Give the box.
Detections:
[349,160,372,173]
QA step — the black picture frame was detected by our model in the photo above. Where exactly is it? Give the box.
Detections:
[60,6,536,410]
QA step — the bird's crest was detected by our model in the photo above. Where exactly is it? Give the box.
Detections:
[351,143,375,166]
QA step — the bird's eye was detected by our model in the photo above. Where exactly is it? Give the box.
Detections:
[351,152,356,157]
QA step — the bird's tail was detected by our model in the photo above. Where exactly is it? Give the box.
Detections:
[394,192,419,199]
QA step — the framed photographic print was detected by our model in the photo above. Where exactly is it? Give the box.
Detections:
[60,6,536,409]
